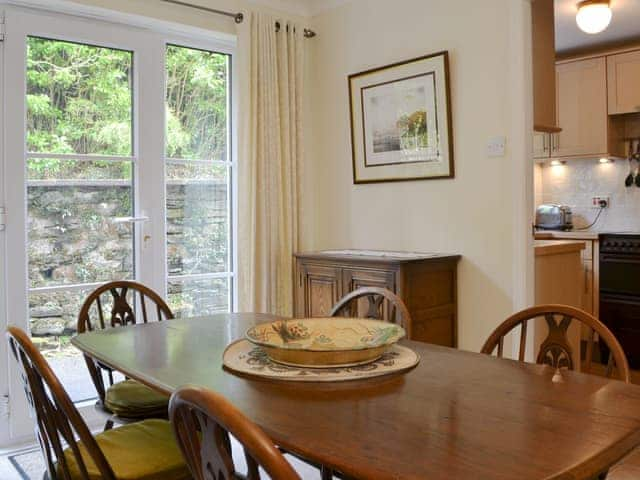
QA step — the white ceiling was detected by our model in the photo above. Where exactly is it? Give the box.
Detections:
[556,0,640,53]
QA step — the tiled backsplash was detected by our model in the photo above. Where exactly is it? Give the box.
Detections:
[536,159,640,231]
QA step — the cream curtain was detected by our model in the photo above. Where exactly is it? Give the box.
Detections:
[237,12,305,315]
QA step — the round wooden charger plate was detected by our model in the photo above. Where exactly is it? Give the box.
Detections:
[223,339,420,382]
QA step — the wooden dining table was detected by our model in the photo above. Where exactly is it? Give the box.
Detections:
[71,313,640,480]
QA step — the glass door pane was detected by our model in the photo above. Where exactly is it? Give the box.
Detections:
[26,37,135,402]
[165,45,233,316]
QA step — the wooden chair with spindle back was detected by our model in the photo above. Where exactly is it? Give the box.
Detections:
[481,304,630,383]
[6,326,190,480]
[77,281,175,426]
[169,385,302,480]
[329,287,412,336]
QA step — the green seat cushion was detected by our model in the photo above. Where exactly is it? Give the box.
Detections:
[58,419,191,480]
[105,380,168,418]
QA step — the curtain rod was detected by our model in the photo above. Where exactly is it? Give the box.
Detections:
[160,0,317,38]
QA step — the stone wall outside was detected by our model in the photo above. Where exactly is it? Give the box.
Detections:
[27,179,229,348]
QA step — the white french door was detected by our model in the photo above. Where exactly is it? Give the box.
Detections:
[0,6,235,445]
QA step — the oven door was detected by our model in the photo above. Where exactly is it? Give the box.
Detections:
[600,253,640,297]
[600,293,640,368]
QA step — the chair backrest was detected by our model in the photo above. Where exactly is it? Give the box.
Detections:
[77,280,174,334]
[6,326,115,480]
[480,304,630,383]
[330,287,412,336]
[169,385,301,480]
[77,281,174,402]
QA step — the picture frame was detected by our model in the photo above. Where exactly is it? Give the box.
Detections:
[348,51,454,184]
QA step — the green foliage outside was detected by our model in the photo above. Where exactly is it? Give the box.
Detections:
[26,37,229,180]
[26,37,231,329]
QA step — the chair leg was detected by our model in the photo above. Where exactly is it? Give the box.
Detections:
[321,465,333,480]
[598,470,609,480]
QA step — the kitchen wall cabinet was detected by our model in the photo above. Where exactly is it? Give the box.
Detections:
[533,131,557,160]
[555,57,610,158]
[294,251,460,346]
[532,0,559,132]
[607,50,640,115]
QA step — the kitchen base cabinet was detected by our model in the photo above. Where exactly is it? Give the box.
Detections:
[534,241,586,369]
[294,251,461,347]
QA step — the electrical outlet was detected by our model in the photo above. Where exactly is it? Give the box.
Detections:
[591,196,610,209]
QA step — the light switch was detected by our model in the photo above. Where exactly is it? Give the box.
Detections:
[487,136,506,157]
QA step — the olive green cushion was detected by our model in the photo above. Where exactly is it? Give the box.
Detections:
[105,380,168,418]
[58,419,191,480]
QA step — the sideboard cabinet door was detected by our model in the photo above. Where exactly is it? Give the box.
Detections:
[341,267,396,321]
[298,263,341,317]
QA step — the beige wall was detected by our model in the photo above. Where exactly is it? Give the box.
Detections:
[65,0,309,34]
[306,0,533,352]
[51,0,534,352]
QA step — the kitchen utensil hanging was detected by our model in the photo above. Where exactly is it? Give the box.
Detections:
[626,139,635,187]
[635,139,640,188]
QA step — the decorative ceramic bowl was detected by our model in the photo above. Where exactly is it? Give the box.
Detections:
[245,317,406,368]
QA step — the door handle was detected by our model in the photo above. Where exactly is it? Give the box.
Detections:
[111,216,149,224]
[584,264,589,294]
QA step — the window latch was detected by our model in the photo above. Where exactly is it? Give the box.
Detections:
[0,394,9,419]
[111,216,149,225]
[0,207,6,231]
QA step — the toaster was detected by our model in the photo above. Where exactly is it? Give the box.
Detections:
[535,204,573,231]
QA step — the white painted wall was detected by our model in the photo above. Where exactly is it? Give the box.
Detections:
[13,0,534,353]
[306,0,534,352]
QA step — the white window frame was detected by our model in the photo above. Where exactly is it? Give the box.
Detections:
[0,3,238,447]
[161,34,238,314]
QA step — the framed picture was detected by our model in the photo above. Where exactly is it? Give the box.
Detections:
[348,51,454,184]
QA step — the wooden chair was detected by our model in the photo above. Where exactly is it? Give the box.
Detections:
[481,304,630,383]
[77,281,174,425]
[330,287,412,336]
[6,326,190,480]
[316,287,413,480]
[169,385,301,480]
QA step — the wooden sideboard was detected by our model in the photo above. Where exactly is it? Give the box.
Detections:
[293,250,461,347]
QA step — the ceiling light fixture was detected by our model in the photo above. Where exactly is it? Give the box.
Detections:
[576,0,613,34]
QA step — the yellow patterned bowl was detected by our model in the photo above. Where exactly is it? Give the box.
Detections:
[245,317,406,368]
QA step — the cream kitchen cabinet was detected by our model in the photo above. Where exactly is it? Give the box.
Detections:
[555,57,609,158]
[532,0,559,132]
[607,50,640,115]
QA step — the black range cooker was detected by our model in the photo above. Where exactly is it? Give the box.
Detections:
[599,233,640,368]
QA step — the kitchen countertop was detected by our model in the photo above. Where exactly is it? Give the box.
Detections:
[534,240,587,256]
[534,230,599,241]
